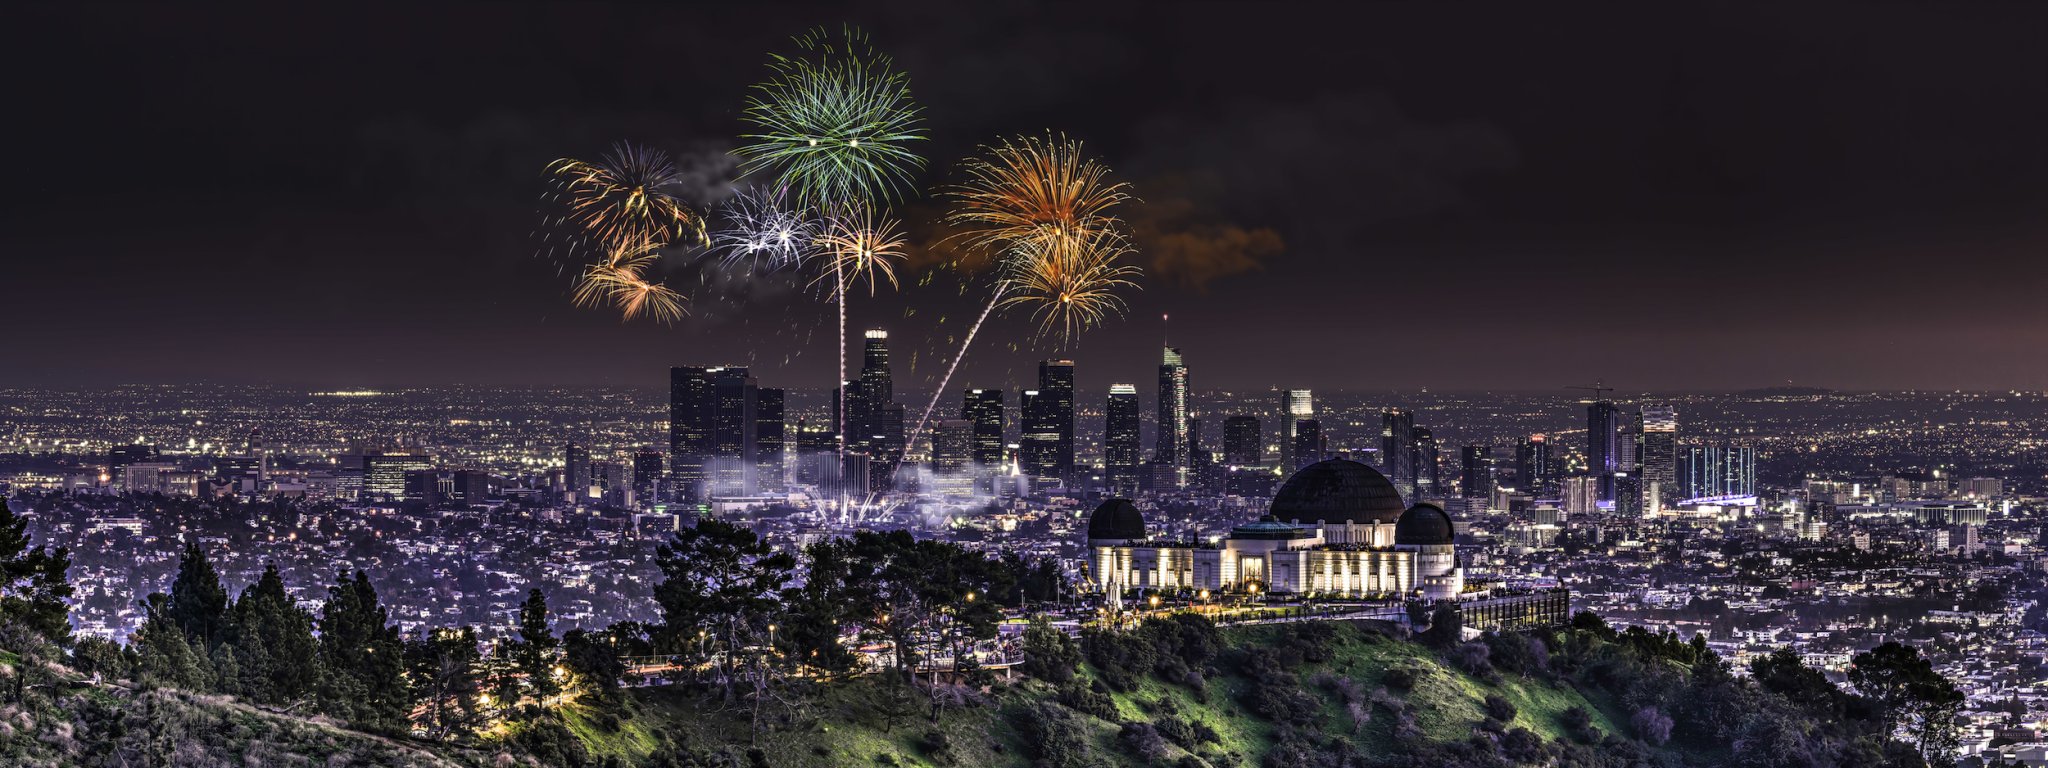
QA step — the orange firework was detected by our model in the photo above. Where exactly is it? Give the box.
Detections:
[944,133,1131,257]
[573,235,686,323]
[546,143,704,248]
[810,204,907,297]
[998,227,1140,344]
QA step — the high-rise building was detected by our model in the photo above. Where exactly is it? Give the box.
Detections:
[1562,475,1600,517]
[962,389,1005,467]
[671,365,777,500]
[1292,419,1326,469]
[564,442,591,501]
[1223,416,1261,467]
[1020,389,1056,480]
[363,452,432,500]
[710,367,759,495]
[755,388,786,492]
[1036,360,1076,482]
[632,449,664,507]
[1679,443,1757,500]
[669,366,717,501]
[1278,390,1313,470]
[1156,348,1190,467]
[1105,384,1141,495]
[108,444,158,487]
[1381,409,1416,494]
[932,419,974,476]
[1461,445,1493,500]
[1516,434,1551,494]
[1412,426,1439,499]
[1638,405,1676,512]
[1586,400,1621,501]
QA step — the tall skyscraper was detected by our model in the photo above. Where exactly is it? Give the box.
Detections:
[1638,405,1677,512]
[1460,445,1493,500]
[1278,389,1313,470]
[1156,347,1190,467]
[1105,384,1140,495]
[1381,408,1416,493]
[1223,415,1262,466]
[710,367,759,495]
[1412,426,1439,499]
[1586,400,1621,501]
[755,388,786,492]
[1041,360,1075,482]
[1516,434,1551,494]
[932,420,974,476]
[962,389,1005,468]
[669,365,717,501]
[1292,419,1325,469]
[564,442,591,501]
[670,365,774,500]
[632,449,664,507]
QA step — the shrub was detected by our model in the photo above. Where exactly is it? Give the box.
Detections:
[1383,666,1418,691]
[1021,618,1081,684]
[1483,694,1517,723]
[1018,702,1098,768]
[1118,722,1169,763]
[1057,681,1118,721]
[1631,706,1673,746]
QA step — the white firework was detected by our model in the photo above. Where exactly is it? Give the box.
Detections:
[710,185,818,273]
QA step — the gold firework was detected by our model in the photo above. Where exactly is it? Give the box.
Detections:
[945,133,1131,257]
[546,144,703,247]
[573,235,686,323]
[998,227,1141,344]
[811,205,908,297]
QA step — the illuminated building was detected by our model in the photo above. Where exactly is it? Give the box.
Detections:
[1105,384,1140,496]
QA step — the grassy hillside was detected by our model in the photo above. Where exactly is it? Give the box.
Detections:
[550,619,1629,768]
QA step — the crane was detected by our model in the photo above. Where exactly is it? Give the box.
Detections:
[1565,383,1613,402]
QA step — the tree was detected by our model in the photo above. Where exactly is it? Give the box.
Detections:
[231,563,320,706]
[1750,648,1841,715]
[1850,641,1965,763]
[515,588,561,703]
[316,570,411,733]
[653,519,794,696]
[562,628,627,710]
[1020,616,1080,684]
[406,626,485,739]
[0,498,72,645]
[165,540,232,654]
[133,592,211,691]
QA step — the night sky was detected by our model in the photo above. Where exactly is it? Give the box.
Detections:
[7,2,2048,393]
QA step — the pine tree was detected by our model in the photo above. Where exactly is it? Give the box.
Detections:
[316,570,411,733]
[515,587,560,703]
[406,626,485,738]
[133,593,211,690]
[165,540,232,653]
[0,496,73,645]
[231,563,320,706]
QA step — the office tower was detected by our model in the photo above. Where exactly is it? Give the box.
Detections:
[1461,445,1493,499]
[710,367,759,495]
[1187,415,1204,463]
[932,419,974,476]
[755,388,786,492]
[449,469,490,508]
[1292,419,1326,469]
[564,442,591,501]
[1223,415,1261,466]
[633,449,664,506]
[1156,347,1190,467]
[1020,390,1056,480]
[669,366,717,501]
[1515,434,1551,494]
[1380,408,1415,492]
[1035,360,1076,482]
[1105,384,1141,495]
[845,329,902,462]
[1586,400,1621,501]
[963,389,1005,467]
[1562,476,1600,517]
[1412,426,1439,499]
[108,443,158,487]
[1638,405,1676,512]
[1679,443,1758,500]
[1278,389,1313,469]
[792,419,837,486]
[363,452,431,500]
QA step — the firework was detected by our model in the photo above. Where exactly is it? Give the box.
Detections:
[736,26,927,209]
[811,204,908,297]
[709,185,818,273]
[572,235,686,323]
[998,227,1141,345]
[944,133,1131,256]
[546,143,704,247]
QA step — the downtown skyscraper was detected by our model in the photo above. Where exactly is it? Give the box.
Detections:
[1156,347,1190,469]
[1022,360,1075,483]
[1277,389,1313,470]
[670,365,782,501]
[1105,384,1140,496]
[962,388,1005,468]
[1587,400,1622,501]
[1222,415,1261,467]
[1638,405,1677,513]
[1381,408,1416,495]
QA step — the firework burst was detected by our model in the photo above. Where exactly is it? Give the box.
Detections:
[546,143,705,248]
[944,133,1131,256]
[573,235,686,323]
[998,227,1141,345]
[709,185,818,274]
[737,26,927,208]
[812,204,908,297]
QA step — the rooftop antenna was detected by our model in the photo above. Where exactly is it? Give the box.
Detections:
[1162,313,1170,348]
[1565,381,1614,402]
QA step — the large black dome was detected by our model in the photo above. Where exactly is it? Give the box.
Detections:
[1270,459,1407,525]
[1395,502,1455,546]
[1087,498,1146,541]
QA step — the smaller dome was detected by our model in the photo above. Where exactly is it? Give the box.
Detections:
[1395,503,1455,546]
[1087,498,1146,541]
